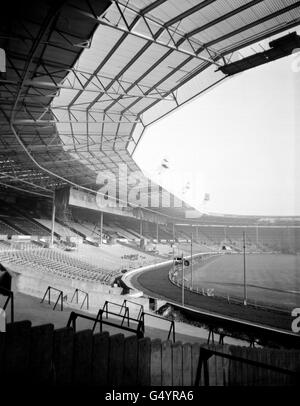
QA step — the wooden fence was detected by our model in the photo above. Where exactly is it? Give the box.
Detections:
[0,321,298,386]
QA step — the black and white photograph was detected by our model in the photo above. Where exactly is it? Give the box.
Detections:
[0,0,299,397]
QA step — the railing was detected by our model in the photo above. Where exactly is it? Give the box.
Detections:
[41,286,64,311]
[0,286,14,322]
[119,299,144,320]
[139,312,176,343]
[102,300,130,327]
[195,346,300,386]
[70,288,89,310]
[206,327,256,347]
[67,310,144,338]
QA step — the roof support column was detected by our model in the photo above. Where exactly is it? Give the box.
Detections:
[50,191,56,248]
[100,211,103,245]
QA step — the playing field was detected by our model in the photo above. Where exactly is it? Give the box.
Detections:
[185,253,299,310]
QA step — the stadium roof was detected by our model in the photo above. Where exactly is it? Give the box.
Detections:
[0,0,299,204]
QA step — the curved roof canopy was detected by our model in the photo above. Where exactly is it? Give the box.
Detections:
[0,0,299,203]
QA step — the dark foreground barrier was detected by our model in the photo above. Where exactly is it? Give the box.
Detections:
[167,302,300,349]
[0,321,299,386]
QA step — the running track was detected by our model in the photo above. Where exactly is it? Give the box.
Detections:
[131,263,293,331]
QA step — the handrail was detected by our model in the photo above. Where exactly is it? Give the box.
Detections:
[102,300,130,328]
[195,346,300,386]
[140,312,176,343]
[41,286,64,311]
[0,287,14,323]
[119,299,144,320]
[70,288,89,310]
[67,310,144,338]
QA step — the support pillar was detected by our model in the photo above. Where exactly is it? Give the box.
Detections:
[100,211,103,245]
[50,191,56,248]
[140,218,143,238]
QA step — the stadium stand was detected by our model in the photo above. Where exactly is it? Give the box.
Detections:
[5,217,50,236]
[0,240,12,250]
[0,0,299,388]
[35,218,78,239]
[105,222,137,240]
[0,248,117,284]
[74,243,159,270]
[0,219,21,236]
[65,220,110,242]
[175,224,299,254]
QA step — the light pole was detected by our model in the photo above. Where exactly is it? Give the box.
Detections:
[181,252,185,307]
[190,232,193,290]
[172,244,175,274]
[243,231,247,305]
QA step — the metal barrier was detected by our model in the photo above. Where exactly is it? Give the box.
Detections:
[140,312,176,343]
[206,327,256,347]
[195,346,300,386]
[102,300,130,327]
[119,299,144,320]
[0,287,14,322]
[70,288,89,310]
[41,286,64,311]
[67,299,176,342]
[67,310,144,338]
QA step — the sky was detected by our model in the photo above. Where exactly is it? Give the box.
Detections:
[134,43,299,217]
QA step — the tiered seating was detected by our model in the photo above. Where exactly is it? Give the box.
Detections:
[108,223,138,240]
[175,225,299,253]
[226,227,245,243]
[0,219,21,235]
[256,227,297,252]
[0,240,11,250]
[8,217,49,236]
[71,243,159,271]
[295,229,300,251]
[109,218,140,239]
[0,248,118,284]
[10,241,41,250]
[66,220,96,237]
[155,225,173,240]
[35,219,78,238]
[76,220,111,241]
[154,244,173,256]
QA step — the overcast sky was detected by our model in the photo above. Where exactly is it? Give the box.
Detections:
[134,44,299,216]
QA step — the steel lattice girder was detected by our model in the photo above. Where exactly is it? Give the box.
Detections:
[0,0,299,200]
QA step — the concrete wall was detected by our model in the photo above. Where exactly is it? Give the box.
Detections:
[12,267,149,317]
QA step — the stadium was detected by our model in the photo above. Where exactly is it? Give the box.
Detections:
[0,0,299,390]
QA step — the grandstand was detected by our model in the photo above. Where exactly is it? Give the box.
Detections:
[0,0,299,388]
[0,247,116,284]
[35,218,78,239]
[175,222,300,253]
[0,219,21,236]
